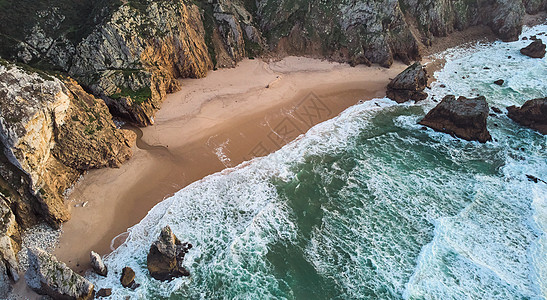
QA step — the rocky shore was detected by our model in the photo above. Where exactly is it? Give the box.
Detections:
[0,0,545,297]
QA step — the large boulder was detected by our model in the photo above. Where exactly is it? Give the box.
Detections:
[520,40,546,58]
[507,98,547,134]
[24,247,94,300]
[419,95,492,143]
[90,251,107,277]
[386,62,428,103]
[147,226,191,281]
[120,267,138,289]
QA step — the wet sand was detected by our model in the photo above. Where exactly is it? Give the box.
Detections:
[54,57,407,272]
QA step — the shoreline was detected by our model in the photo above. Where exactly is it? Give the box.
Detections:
[53,56,408,273]
[50,22,513,276]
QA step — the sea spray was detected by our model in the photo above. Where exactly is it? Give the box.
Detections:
[88,25,547,299]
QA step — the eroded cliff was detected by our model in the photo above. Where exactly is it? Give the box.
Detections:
[1,0,544,126]
[0,62,134,290]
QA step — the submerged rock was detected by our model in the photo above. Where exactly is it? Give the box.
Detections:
[520,40,546,58]
[120,267,138,289]
[90,251,107,277]
[507,98,547,134]
[25,247,94,299]
[419,95,492,143]
[147,226,191,281]
[386,62,428,103]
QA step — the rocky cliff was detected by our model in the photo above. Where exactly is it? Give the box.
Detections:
[0,61,134,289]
[1,0,544,125]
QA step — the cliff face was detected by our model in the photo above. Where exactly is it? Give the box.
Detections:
[256,0,420,67]
[1,0,544,125]
[400,0,526,42]
[0,61,134,230]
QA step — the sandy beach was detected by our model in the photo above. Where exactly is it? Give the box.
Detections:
[53,56,407,272]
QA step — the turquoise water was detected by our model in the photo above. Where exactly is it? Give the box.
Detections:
[90,25,547,299]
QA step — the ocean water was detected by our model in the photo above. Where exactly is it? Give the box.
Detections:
[90,25,547,299]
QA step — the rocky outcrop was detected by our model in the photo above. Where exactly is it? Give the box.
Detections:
[401,0,526,42]
[1,0,545,126]
[419,95,492,143]
[256,0,420,67]
[520,40,546,58]
[386,62,428,103]
[0,62,135,228]
[524,0,547,14]
[507,98,547,134]
[25,247,94,299]
[0,195,20,297]
[90,251,107,277]
[147,226,191,281]
[120,266,137,289]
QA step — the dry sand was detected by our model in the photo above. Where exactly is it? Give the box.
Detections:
[54,56,407,272]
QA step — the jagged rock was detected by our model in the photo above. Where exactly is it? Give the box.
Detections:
[401,0,525,42]
[520,40,546,58]
[0,195,20,287]
[419,95,492,143]
[25,247,94,300]
[386,62,428,103]
[120,267,137,289]
[492,107,503,114]
[96,288,112,297]
[494,79,504,86]
[147,226,191,281]
[257,0,420,67]
[0,62,134,228]
[507,98,547,134]
[90,251,107,277]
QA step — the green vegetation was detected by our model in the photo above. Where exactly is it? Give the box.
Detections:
[111,86,152,105]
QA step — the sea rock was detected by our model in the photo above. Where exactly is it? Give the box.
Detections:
[0,62,134,228]
[507,98,547,134]
[494,80,504,86]
[386,62,428,103]
[25,247,94,299]
[520,40,546,58]
[120,267,137,289]
[90,251,107,277]
[492,107,503,114]
[96,288,112,297]
[147,226,191,281]
[419,95,492,143]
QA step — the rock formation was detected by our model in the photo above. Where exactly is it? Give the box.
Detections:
[147,226,191,281]
[520,40,547,58]
[0,62,135,228]
[90,251,108,277]
[419,95,492,143]
[386,62,428,103]
[25,247,94,299]
[1,0,543,126]
[120,266,137,289]
[97,288,112,297]
[507,98,547,134]
[0,194,20,297]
